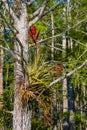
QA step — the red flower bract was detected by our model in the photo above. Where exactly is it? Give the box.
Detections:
[55,65,63,72]
[30,25,36,35]
[28,25,40,47]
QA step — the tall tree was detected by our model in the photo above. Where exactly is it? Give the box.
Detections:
[0,0,64,130]
[0,47,3,110]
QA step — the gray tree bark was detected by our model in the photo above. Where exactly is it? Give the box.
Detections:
[0,47,3,130]
[62,34,69,130]
[51,12,58,130]
[0,47,3,110]
[13,4,32,130]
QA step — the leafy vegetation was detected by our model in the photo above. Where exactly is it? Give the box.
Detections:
[0,0,87,129]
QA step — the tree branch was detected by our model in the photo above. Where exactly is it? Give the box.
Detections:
[29,0,63,20]
[28,0,48,27]
[29,8,41,19]
[0,12,23,48]
[43,0,64,16]
[48,60,87,87]
[2,0,18,21]
[0,44,27,65]
[69,36,87,47]
[48,45,65,52]
[36,18,86,44]
[26,0,35,6]
[3,110,13,114]
[0,44,14,56]
[77,49,87,60]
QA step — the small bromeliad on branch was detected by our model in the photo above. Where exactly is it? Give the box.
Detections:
[55,65,63,72]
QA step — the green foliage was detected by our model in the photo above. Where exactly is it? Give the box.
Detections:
[31,119,52,130]
[0,85,14,129]
[0,0,87,129]
[3,85,13,129]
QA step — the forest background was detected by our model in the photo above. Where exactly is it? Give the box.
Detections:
[0,0,87,130]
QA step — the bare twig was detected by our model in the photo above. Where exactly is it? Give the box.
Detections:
[69,37,87,47]
[29,8,41,19]
[77,49,87,60]
[74,29,87,35]
[48,45,65,52]
[29,0,49,27]
[2,0,18,21]
[0,12,23,48]
[29,0,63,26]
[0,44,14,55]
[3,110,13,114]
[43,0,63,16]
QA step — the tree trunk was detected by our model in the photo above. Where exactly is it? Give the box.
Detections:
[62,34,69,130]
[0,47,3,130]
[13,5,32,130]
[63,77,68,113]
[51,12,58,130]
[0,47,3,110]
[62,34,68,113]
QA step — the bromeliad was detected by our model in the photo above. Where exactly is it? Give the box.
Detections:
[28,25,40,47]
[55,65,63,72]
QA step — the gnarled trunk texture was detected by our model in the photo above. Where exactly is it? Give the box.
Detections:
[13,5,32,130]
